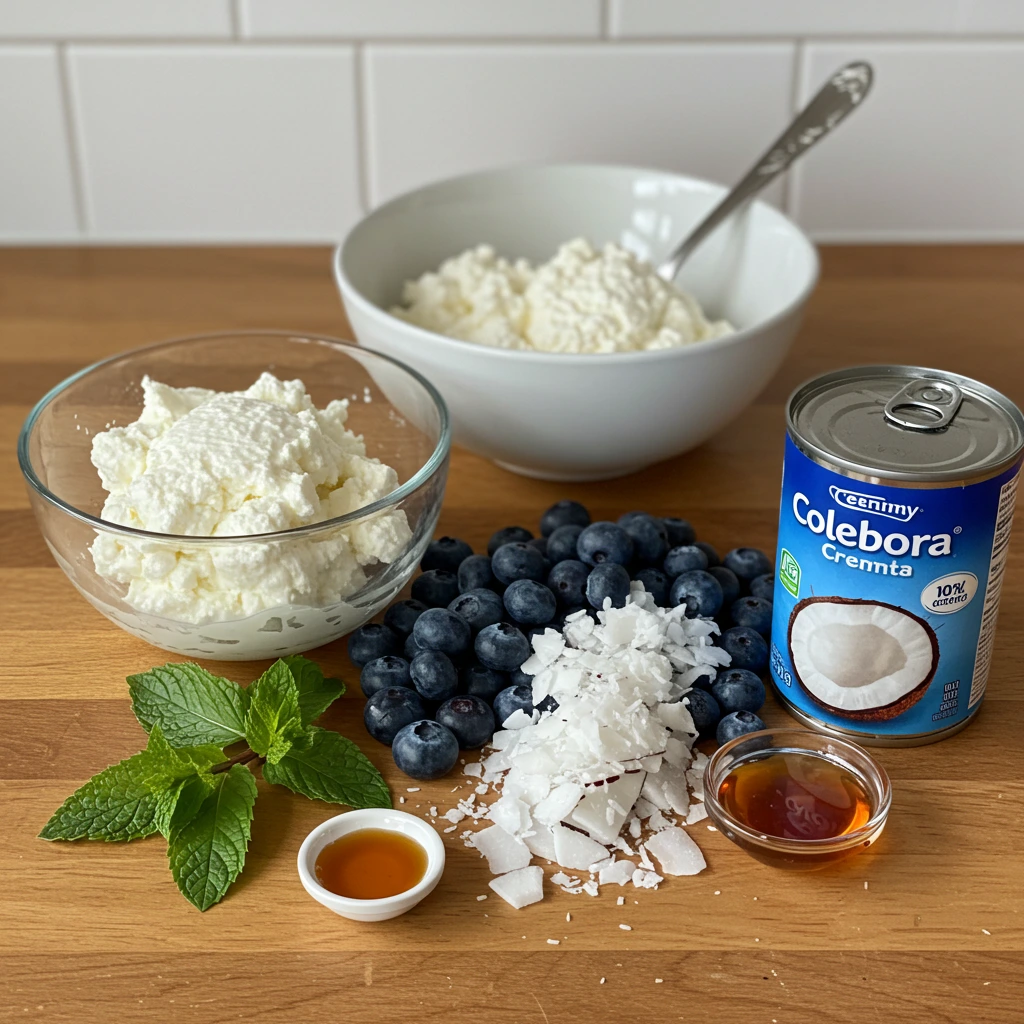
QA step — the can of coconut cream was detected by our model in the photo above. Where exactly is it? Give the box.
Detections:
[770,365,1024,746]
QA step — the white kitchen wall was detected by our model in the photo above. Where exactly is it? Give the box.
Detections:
[1,0,1023,243]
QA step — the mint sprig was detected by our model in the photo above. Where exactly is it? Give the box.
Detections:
[42,656,388,911]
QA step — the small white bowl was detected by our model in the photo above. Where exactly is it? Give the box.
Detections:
[335,163,819,481]
[297,808,445,923]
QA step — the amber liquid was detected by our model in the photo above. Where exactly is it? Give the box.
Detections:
[718,751,873,842]
[314,828,427,899]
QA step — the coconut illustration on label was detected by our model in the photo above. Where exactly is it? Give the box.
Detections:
[787,597,939,721]
[770,366,1024,746]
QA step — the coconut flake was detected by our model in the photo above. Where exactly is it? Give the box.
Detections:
[599,859,636,886]
[552,824,609,871]
[489,866,544,909]
[471,825,532,874]
[644,827,707,876]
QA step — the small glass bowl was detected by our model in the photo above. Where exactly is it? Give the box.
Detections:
[18,331,450,660]
[703,728,892,870]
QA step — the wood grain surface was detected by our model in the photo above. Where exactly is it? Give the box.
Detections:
[1,246,1022,1024]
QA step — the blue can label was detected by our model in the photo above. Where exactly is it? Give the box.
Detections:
[770,435,1020,738]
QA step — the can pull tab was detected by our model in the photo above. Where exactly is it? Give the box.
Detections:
[884,378,963,432]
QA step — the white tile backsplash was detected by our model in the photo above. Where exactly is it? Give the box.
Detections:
[365,43,794,207]
[791,42,1024,240]
[0,47,79,239]
[67,46,360,241]
[1,7,1023,244]
[610,0,1024,37]
[0,0,232,40]
[240,0,602,39]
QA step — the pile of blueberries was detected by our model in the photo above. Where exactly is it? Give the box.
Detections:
[347,500,776,781]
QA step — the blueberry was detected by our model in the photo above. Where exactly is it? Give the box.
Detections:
[731,596,773,637]
[363,686,427,746]
[475,622,532,672]
[492,541,548,585]
[691,673,715,692]
[527,536,549,558]
[708,566,740,607]
[509,666,533,688]
[435,695,496,749]
[723,547,773,583]
[541,500,591,537]
[617,512,668,565]
[411,606,472,657]
[711,668,766,715]
[716,710,767,745]
[749,573,775,601]
[404,631,424,660]
[683,688,721,737]
[633,567,670,606]
[694,541,720,568]
[493,684,535,726]
[392,719,460,780]
[547,524,585,564]
[670,570,724,618]
[448,588,504,633]
[719,626,769,673]
[383,598,428,637]
[461,664,509,702]
[663,517,696,548]
[487,526,533,556]
[360,655,411,698]
[420,536,473,574]
[503,579,558,626]
[348,623,402,668]
[459,554,498,594]
[536,694,559,714]
[409,651,459,702]
[586,563,632,610]
[577,522,634,568]
[411,569,460,608]
[547,559,590,608]
[663,545,709,577]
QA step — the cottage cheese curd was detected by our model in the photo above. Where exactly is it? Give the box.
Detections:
[392,238,732,354]
[89,373,411,626]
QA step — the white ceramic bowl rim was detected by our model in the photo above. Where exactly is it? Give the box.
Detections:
[17,329,452,544]
[335,161,820,365]
[297,808,445,909]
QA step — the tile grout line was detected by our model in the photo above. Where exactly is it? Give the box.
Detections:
[780,38,805,218]
[353,43,372,214]
[229,0,243,40]
[54,42,89,238]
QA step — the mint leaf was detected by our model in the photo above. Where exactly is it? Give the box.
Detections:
[168,765,257,912]
[154,773,215,839]
[283,655,345,726]
[40,753,162,842]
[40,725,226,843]
[263,727,390,809]
[244,660,304,764]
[128,663,249,747]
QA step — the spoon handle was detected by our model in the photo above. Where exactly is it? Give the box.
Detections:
[657,61,874,282]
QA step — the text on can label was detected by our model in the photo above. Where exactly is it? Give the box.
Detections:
[921,572,978,615]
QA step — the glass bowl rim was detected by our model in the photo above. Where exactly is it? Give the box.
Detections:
[16,329,451,545]
[702,727,893,852]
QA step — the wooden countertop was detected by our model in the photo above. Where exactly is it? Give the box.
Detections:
[1,247,1021,1024]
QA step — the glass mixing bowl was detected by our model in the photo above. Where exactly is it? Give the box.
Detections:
[18,331,450,660]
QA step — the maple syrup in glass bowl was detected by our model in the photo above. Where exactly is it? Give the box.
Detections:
[703,728,891,870]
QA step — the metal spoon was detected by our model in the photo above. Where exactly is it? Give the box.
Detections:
[657,61,874,282]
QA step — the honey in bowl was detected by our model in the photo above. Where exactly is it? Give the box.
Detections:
[315,828,427,900]
[717,750,873,843]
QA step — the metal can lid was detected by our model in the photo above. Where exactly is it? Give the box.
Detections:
[788,365,1024,483]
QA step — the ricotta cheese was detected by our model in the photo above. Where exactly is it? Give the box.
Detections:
[89,372,411,625]
[392,237,733,354]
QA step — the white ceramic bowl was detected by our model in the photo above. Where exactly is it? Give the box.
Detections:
[297,808,445,922]
[335,163,819,481]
